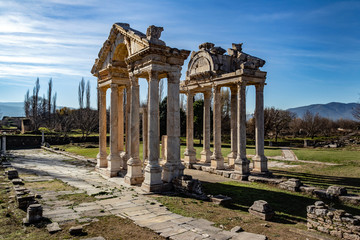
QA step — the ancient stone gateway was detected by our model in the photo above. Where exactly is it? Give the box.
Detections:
[91,23,190,192]
[180,42,269,179]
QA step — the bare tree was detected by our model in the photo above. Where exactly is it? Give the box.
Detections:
[52,92,57,115]
[86,80,91,109]
[47,78,52,124]
[353,103,360,122]
[78,78,85,109]
[301,110,322,139]
[264,107,295,142]
[24,90,30,117]
[31,78,40,129]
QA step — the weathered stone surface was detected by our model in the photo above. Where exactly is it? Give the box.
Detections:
[327,185,347,197]
[46,222,62,234]
[69,225,85,236]
[307,203,360,239]
[231,226,244,233]
[24,204,43,225]
[279,178,302,191]
[211,195,232,206]
[249,200,274,221]
[172,175,207,199]
[11,178,24,185]
[6,169,18,180]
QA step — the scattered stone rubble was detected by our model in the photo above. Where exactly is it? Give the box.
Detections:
[248,200,274,221]
[307,201,360,239]
[279,178,302,191]
[172,175,208,200]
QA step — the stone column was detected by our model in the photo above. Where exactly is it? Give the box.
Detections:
[107,83,121,177]
[96,87,107,168]
[227,86,238,166]
[118,86,126,169]
[123,85,131,169]
[210,86,224,169]
[142,107,148,165]
[200,91,212,163]
[125,76,144,185]
[163,72,184,182]
[252,83,269,173]
[142,71,162,192]
[234,80,250,179]
[183,90,196,167]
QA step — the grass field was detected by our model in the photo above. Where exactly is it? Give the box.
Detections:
[53,142,283,161]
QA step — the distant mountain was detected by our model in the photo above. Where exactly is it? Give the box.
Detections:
[0,102,24,118]
[287,102,359,121]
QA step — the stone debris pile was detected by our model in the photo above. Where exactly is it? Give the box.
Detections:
[307,201,360,239]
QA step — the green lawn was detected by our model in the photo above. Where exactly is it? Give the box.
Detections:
[293,147,360,164]
[54,143,282,161]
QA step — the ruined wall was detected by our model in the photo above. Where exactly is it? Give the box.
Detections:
[307,201,360,239]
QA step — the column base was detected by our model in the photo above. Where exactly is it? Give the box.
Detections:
[252,155,269,173]
[231,171,249,181]
[96,152,107,168]
[107,153,121,177]
[119,151,128,170]
[142,164,163,192]
[210,155,224,170]
[227,152,237,166]
[162,162,185,183]
[234,157,250,175]
[124,158,144,185]
[200,150,212,163]
[184,149,197,167]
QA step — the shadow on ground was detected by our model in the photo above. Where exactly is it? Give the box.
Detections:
[272,169,360,194]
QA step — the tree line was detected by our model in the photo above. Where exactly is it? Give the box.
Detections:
[24,78,98,138]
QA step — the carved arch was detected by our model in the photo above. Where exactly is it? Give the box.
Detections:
[187,51,215,78]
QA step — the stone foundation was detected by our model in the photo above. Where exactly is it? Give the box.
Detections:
[307,201,360,239]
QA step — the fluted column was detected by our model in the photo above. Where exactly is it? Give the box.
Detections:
[183,90,196,167]
[163,71,184,182]
[123,85,131,169]
[125,76,144,185]
[107,83,121,177]
[142,107,148,165]
[227,86,238,166]
[118,86,126,169]
[211,86,224,169]
[96,87,107,168]
[253,83,269,173]
[234,80,250,179]
[200,91,212,163]
[142,71,163,192]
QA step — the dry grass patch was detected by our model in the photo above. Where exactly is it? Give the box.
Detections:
[57,193,96,206]
[24,179,77,192]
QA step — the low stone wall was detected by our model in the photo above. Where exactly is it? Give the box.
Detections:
[307,201,360,239]
[5,135,101,149]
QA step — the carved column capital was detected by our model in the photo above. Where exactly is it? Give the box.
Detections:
[203,91,212,99]
[255,82,265,92]
[147,70,159,82]
[167,71,181,83]
[110,83,118,89]
[98,87,107,94]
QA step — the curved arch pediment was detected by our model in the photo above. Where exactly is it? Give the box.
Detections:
[187,51,214,79]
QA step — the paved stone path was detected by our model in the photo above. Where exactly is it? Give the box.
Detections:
[9,149,266,240]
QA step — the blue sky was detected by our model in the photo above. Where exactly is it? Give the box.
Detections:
[0,0,359,113]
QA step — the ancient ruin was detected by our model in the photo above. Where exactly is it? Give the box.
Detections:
[91,23,190,192]
[92,23,269,191]
[181,42,269,179]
